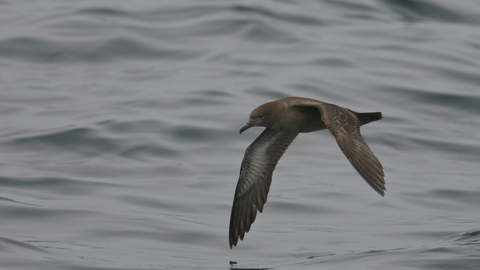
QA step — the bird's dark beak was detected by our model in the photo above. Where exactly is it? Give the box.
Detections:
[239,122,254,134]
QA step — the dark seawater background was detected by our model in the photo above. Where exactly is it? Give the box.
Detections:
[1,0,480,269]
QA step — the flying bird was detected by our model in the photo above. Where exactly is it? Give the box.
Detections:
[229,97,385,248]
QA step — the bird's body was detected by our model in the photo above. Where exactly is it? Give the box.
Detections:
[229,97,385,248]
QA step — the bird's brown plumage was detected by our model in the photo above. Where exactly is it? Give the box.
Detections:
[229,97,385,248]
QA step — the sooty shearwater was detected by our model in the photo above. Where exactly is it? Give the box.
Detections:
[229,97,385,248]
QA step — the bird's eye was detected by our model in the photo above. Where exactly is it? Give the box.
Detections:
[258,115,263,119]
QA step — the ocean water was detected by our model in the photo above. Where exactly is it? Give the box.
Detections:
[1,0,479,269]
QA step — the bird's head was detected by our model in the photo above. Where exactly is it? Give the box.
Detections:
[239,103,276,134]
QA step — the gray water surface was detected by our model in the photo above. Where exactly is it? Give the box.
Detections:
[1,1,479,269]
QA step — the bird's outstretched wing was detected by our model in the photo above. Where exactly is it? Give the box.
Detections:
[229,128,298,248]
[319,104,385,196]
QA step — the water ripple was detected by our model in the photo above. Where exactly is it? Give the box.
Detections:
[0,37,202,63]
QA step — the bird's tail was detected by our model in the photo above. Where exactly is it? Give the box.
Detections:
[353,111,383,126]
